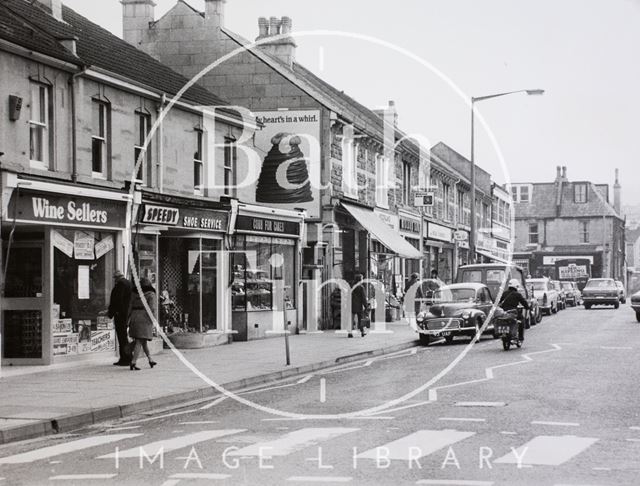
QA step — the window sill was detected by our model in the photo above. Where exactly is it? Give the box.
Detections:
[29,161,49,171]
[342,191,359,201]
[92,173,107,180]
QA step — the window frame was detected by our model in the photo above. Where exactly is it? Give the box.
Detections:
[580,220,589,243]
[91,100,110,179]
[223,136,237,197]
[402,160,412,206]
[528,222,539,245]
[193,129,204,195]
[29,81,53,170]
[134,110,152,185]
[375,153,389,208]
[574,183,588,203]
[341,125,358,199]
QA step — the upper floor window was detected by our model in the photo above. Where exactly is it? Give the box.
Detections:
[574,183,588,203]
[375,154,389,208]
[511,184,532,203]
[402,161,412,206]
[442,182,451,221]
[194,129,204,195]
[457,189,465,225]
[580,221,589,243]
[341,125,358,199]
[223,137,237,197]
[528,222,539,244]
[29,81,52,169]
[92,100,110,179]
[134,111,151,184]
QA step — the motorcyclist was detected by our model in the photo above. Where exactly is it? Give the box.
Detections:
[499,279,530,341]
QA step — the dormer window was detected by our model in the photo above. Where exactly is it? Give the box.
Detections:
[574,183,588,203]
[511,184,532,203]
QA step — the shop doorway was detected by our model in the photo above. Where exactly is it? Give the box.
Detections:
[1,241,46,365]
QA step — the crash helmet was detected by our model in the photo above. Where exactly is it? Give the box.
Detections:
[508,279,520,290]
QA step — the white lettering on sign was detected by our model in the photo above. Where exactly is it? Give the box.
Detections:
[31,198,108,224]
[143,205,180,225]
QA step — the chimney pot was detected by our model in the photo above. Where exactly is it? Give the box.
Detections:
[562,166,567,179]
[257,17,269,39]
[281,16,292,35]
[34,0,63,21]
[269,16,281,36]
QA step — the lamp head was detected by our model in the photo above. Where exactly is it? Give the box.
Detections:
[526,89,545,96]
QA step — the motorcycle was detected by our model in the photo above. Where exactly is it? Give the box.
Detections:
[494,309,522,351]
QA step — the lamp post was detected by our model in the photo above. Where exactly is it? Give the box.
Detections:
[469,89,544,263]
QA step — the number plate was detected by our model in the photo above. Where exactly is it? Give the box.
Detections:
[497,326,510,334]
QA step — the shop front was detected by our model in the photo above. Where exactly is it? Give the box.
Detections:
[230,205,304,341]
[423,221,455,284]
[399,213,423,286]
[134,195,230,339]
[1,177,130,365]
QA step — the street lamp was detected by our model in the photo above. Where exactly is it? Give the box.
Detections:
[469,89,544,263]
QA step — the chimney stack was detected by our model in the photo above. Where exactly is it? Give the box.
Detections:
[35,0,62,21]
[121,0,156,46]
[555,166,561,182]
[256,16,297,68]
[614,168,621,214]
[373,101,399,127]
[562,166,567,180]
[205,0,226,30]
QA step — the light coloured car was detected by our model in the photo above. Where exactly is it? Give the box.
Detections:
[582,278,619,309]
[551,280,566,310]
[615,281,626,304]
[527,278,559,315]
[560,281,581,306]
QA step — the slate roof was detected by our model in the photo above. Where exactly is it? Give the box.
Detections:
[430,142,493,195]
[1,0,226,106]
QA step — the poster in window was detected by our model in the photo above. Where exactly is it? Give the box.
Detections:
[91,330,115,353]
[53,333,78,356]
[53,230,74,258]
[96,315,113,330]
[78,265,90,299]
[95,236,114,260]
[74,231,95,260]
[53,318,72,334]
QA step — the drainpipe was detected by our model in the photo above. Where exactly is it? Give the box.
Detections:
[157,93,166,191]
[69,66,89,183]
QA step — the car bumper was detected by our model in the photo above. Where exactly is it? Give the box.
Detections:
[583,297,618,305]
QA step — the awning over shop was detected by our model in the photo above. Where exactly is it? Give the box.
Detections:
[476,249,510,264]
[342,203,422,259]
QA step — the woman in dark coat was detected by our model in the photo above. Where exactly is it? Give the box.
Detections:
[350,274,367,338]
[129,277,157,371]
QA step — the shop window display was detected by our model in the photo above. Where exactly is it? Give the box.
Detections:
[52,229,116,357]
[232,235,296,312]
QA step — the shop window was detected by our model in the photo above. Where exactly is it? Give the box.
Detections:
[29,81,52,169]
[52,230,116,357]
[232,235,296,312]
[134,110,151,184]
[2,246,43,298]
[3,310,42,359]
[223,137,237,197]
[194,129,203,195]
[92,100,110,179]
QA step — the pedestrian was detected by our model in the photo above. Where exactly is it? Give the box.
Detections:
[404,272,424,317]
[108,270,132,366]
[350,273,367,338]
[128,277,158,371]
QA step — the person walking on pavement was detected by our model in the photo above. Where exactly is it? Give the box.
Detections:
[350,274,367,338]
[108,270,132,366]
[129,277,158,371]
[405,272,424,317]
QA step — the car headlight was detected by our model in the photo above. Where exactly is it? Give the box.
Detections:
[461,311,471,319]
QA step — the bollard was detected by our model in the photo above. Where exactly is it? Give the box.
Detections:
[284,320,291,366]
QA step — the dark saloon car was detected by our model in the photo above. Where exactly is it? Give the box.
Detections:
[416,283,495,346]
[631,290,640,322]
[582,278,620,309]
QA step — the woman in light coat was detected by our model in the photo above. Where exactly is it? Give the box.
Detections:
[129,277,157,371]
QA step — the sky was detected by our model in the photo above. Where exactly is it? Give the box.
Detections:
[64,0,640,205]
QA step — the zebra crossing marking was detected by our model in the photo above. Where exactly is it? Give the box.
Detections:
[357,429,475,461]
[0,434,141,465]
[495,435,598,466]
[228,428,358,458]
[98,430,245,459]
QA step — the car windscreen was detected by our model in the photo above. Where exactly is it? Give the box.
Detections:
[585,280,615,288]
[460,270,482,283]
[486,270,505,283]
[561,283,573,289]
[434,288,476,303]
[529,282,547,291]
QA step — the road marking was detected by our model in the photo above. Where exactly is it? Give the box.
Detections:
[170,473,231,480]
[180,421,219,425]
[0,434,141,464]
[495,435,598,466]
[160,481,180,486]
[228,428,358,457]
[626,438,640,442]
[600,346,632,350]
[320,379,326,403]
[50,474,117,480]
[124,410,195,424]
[358,430,475,461]
[500,431,518,435]
[98,430,245,459]
[416,481,493,486]
[531,421,580,427]
[261,416,394,421]
[298,375,314,384]
[439,417,486,423]
[241,383,299,396]
[105,426,141,431]
[287,477,352,483]
[455,402,506,408]
[630,426,640,431]
[200,396,228,410]
[592,467,611,471]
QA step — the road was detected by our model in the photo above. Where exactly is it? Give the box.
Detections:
[1,303,639,486]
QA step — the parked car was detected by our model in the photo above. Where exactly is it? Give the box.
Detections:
[631,290,640,322]
[457,263,540,327]
[582,278,619,309]
[560,281,581,306]
[527,278,559,315]
[416,283,495,346]
[552,280,567,310]
[615,281,626,304]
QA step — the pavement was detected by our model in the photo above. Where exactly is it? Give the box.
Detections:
[0,321,418,445]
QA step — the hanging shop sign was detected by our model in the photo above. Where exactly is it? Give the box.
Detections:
[234,215,300,238]
[141,204,228,232]
[8,190,127,228]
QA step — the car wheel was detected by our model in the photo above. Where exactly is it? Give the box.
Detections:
[445,336,454,345]
[636,311,640,323]
[614,302,620,309]
[585,303,592,309]
[502,338,511,351]
[551,302,557,314]
[536,308,543,323]
[622,298,626,304]
[419,334,430,346]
